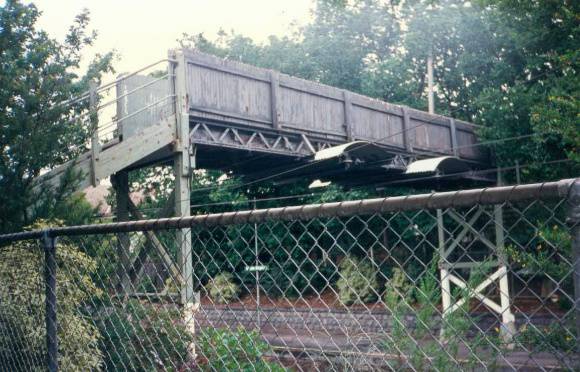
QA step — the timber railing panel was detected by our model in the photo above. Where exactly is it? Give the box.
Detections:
[181,49,487,162]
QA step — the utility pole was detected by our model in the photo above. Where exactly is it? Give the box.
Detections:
[427,46,435,114]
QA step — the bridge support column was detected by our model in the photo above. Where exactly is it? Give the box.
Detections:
[172,49,198,360]
[174,144,198,359]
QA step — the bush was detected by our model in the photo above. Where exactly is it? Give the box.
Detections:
[96,299,193,371]
[197,327,286,371]
[382,261,500,371]
[0,221,103,371]
[506,224,573,309]
[207,272,240,304]
[383,267,412,306]
[517,322,576,353]
[336,255,379,305]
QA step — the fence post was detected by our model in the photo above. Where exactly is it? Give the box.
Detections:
[566,180,580,349]
[43,231,58,372]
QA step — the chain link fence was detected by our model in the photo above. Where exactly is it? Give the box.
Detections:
[0,179,579,371]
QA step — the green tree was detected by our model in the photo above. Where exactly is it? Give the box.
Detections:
[180,0,578,182]
[0,0,115,233]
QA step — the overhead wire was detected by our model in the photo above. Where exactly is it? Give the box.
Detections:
[94,156,575,220]
[182,118,551,198]
[100,127,573,218]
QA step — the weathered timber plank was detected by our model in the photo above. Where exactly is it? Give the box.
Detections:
[181,49,485,161]
[270,71,281,130]
[95,115,176,181]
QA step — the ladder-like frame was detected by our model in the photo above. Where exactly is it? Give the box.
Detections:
[437,204,516,342]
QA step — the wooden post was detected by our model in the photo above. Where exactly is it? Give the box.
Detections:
[437,209,451,322]
[173,51,194,306]
[115,74,126,140]
[89,81,101,186]
[401,107,412,152]
[111,171,131,294]
[270,71,281,130]
[343,91,354,141]
[449,118,458,157]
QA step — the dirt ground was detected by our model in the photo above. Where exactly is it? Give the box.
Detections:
[200,287,566,315]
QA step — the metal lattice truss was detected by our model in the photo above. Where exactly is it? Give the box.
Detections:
[189,121,335,156]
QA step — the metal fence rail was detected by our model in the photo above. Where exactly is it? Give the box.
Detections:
[0,178,578,371]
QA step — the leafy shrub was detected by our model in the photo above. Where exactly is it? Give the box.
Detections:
[96,299,193,371]
[506,224,572,308]
[207,272,240,304]
[517,322,576,353]
[383,267,412,305]
[197,327,286,371]
[0,221,103,371]
[382,261,500,371]
[336,255,379,305]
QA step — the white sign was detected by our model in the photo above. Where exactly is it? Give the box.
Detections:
[245,265,268,272]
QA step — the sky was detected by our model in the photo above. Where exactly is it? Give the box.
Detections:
[24,0,316,184]
[32,0,314,75]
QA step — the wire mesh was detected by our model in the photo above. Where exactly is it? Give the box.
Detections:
[0,239,48,370]
[0,184,578,371]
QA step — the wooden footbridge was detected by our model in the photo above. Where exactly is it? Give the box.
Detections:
[37,48,489,195]
[29,48,518,359]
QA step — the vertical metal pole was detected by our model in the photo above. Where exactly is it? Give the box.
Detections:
[566,180,580,349]
[43,231,58,372]
[253,199,261,331]
[111,172,131,293]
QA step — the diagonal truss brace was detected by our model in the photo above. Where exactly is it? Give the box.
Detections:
[115,191,183,294]
[189,121,333,156]
[438,205,516,342]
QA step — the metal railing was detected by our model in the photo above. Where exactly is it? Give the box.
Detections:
[0,178,578,371]
[90,58,176,146]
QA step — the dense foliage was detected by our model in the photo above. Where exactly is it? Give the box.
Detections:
[95,299,193,371]
[336,255,379,305]
[383,260,501,370]
[206,272,241,304]
[0,221,103,371]
[198,327,286,371]
[182,0,578,182]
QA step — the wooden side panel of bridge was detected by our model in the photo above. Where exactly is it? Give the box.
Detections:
[36,48,488,194]
[181,49,486,164]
